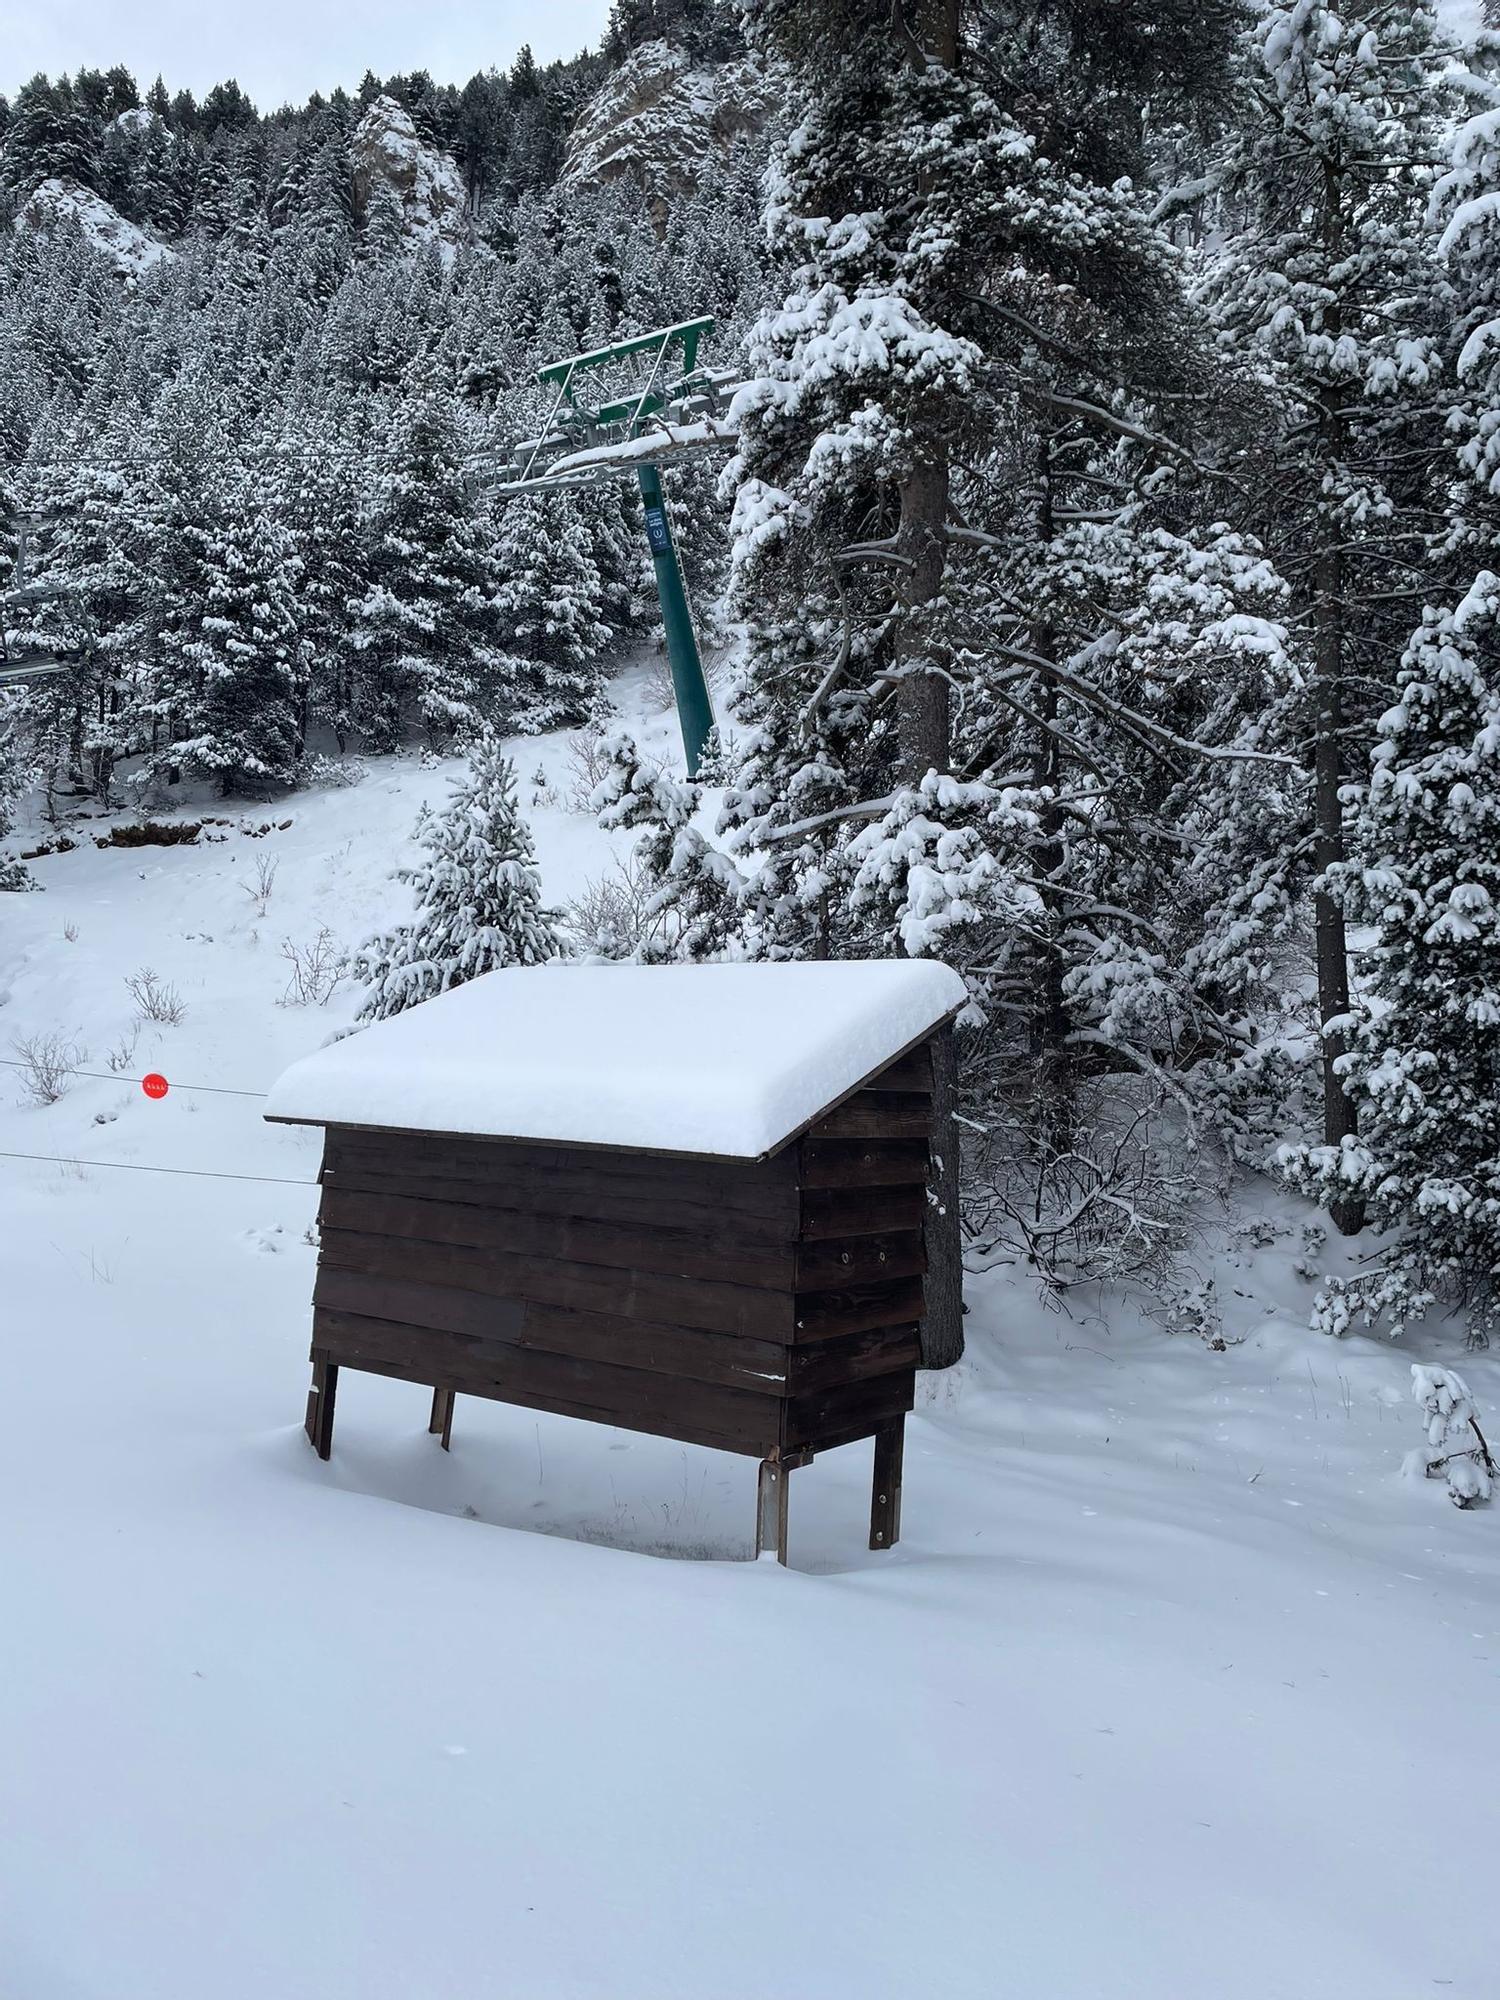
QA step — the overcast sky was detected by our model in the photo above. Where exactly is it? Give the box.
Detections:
[5,0,1486,112]
[0,0,614,108]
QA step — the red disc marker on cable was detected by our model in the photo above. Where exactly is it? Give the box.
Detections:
[141,1073,169,1100]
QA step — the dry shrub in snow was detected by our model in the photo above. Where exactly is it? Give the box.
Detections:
[126,967,186,1024]
[241,853,279,914]
[299,751,366,791]
[565,724,618,812]
[279,927,344,1007]
[10,1032,85,1105]
[565,857,676,961]
[106,1026,141,1074]
[963,1082,1205,1296]
[642,655,677,713]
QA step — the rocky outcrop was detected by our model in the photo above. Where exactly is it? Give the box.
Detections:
[14,178,174,282]
[560,40,769,218]
[350,95,469,263]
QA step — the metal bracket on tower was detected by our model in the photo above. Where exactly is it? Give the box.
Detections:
[478,318,739,779]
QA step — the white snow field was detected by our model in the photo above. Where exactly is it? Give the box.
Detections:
[3,686,1499,2000]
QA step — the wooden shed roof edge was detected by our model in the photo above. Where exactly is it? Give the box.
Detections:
[264,1006,959,1164]
[266,959,967,1157]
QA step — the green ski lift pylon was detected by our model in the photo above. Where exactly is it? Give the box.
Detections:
[499,318,738,779]
[635,460,716,776]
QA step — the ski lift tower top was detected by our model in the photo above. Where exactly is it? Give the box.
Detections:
[488,317,742,779]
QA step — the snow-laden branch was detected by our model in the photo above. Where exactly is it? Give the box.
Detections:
[1031,391,1243,491]
[758,794,901,845]
[796,624,854,740]
[1149,169,1227,225]
[988,639,1299,771]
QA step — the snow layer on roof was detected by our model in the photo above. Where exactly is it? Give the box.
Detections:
[266,959,966,1158]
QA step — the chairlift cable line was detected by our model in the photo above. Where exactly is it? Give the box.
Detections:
[0,1056,265,1099]
[0,1149,316,1187]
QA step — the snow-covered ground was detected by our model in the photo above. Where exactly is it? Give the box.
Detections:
[3,664,1499,2000]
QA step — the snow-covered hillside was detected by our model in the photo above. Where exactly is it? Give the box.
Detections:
[350,95,469,264]
[14,176,174,281]
[561,39,771,214]
[2,673,1498,2000]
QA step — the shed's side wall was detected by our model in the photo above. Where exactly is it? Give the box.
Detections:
[306,1039,933,1459]
[312,1136,800,1455]
[783,1040,931,1449]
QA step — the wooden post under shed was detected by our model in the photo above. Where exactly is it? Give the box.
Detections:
[266,960,966,1564]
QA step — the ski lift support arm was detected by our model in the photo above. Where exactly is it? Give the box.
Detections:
[526,318,720,778]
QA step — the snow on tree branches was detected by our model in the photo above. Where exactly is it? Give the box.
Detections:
[1410,1364,1495,1507]
[1283,580,1500,1341]
[351,733,562,1021]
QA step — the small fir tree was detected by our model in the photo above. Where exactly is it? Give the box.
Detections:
[1411,1365,1495,1508]
[351,732,562,1020]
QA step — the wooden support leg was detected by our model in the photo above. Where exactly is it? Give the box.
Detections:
[305,1355,338,1462]
[869,1415,904,1551]
[756,1455,791,1565]
[428,1387,455,1452]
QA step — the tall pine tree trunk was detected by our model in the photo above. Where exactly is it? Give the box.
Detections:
[896,460,963,1368]
[1313,156,1364,1238]
[1030,634,1074,1163]
[891,0,965,1368]
[1030,449,1073,1165]
[1313,539,1365,1235]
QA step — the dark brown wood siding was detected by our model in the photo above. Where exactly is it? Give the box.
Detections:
[305,1040,933,1457]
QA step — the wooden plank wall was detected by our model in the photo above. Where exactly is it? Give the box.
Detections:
[308,1040,932,1457]
[787,1039,930,1448]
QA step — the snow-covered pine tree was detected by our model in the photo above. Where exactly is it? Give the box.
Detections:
[12,419,143,805]
[1432,32,1500,582]
[177,490,303,796]
[351,731,562,1020]
[125,372,233,796]
[1204,0,1458,1233]
[1,74,102,195]
[350,392,505,749]
[609,0,1257,1339]
[1411,1363,1495,1506]
[1279,39,1500,1337]
[268,396,369,756]
[134,111,185,234]
[491,488,611,731]
[0,695,37,891]
[1282,582,1500,1339]
[284,127,355,301]
[590,727,742,958]
[0,463,17,592]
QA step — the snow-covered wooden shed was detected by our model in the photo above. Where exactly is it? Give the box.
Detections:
[266,959,966,1561]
